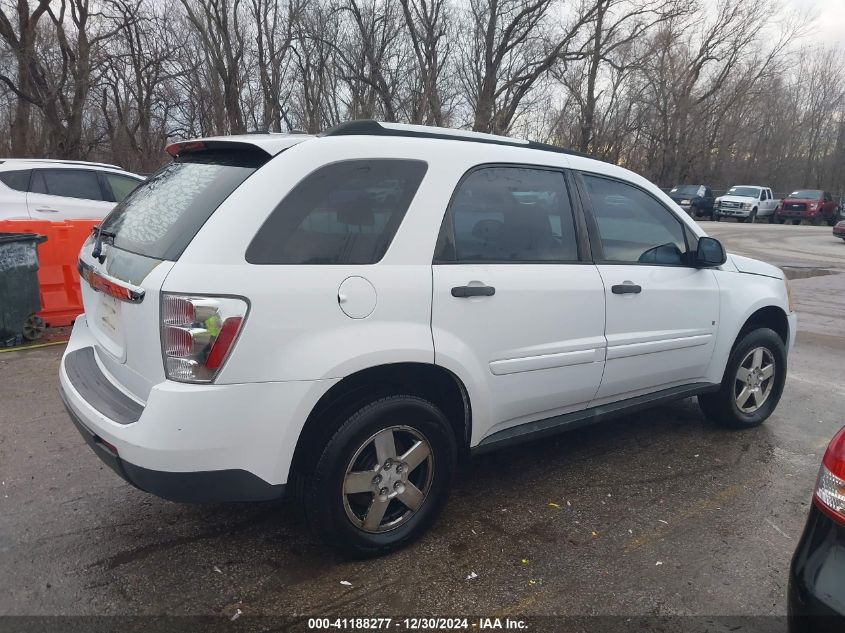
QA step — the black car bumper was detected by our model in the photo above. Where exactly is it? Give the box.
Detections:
[61,388,286,503]
[788,504,845,632]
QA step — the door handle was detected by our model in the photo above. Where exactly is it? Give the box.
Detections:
[451,285,495,298]
[611,283,642,295]
[35,207,58,213]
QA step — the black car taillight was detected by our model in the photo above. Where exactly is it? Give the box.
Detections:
[814,426,845,525]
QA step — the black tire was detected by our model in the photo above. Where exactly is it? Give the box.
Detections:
[714,213,721,222]
[738,217,747,223]
[792,219,801,225]
[698,327,787,429]
[303,395,457,557]
[749,208,758,223]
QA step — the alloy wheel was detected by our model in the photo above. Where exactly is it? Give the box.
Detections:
[734,347,776,414]
[342,426,434,533]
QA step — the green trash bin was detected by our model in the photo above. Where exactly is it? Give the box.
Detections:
[0,232,48,343]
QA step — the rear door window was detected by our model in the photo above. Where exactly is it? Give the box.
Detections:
[101,149,266,261]
[435,166,579,263]
[33,169,103,200]
[246,159,427,264]
[0,169,31,191]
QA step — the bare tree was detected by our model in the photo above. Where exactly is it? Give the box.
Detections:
[458,0,600,134]
[398,0,450,125]
[180,0,247,134]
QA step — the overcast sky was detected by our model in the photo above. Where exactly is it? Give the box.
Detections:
[784,0,845,45]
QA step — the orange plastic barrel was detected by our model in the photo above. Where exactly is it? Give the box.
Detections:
[0,219,98,327]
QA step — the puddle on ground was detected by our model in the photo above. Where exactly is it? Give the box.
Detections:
[781,267,837,280]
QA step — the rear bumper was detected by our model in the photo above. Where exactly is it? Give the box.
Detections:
[60,316,338,501]
[61,389,285,502]
[788,504,845,632]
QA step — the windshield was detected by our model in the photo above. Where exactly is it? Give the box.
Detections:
[788,190,821,199]
[100,149,267,261]
[727,186,761,198]
[669,185,700,196]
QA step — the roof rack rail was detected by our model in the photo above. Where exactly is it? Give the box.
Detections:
[319,120,590,159]
[0,158,124,170]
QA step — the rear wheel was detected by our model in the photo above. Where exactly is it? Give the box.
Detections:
[698,328,786,429]
[303,395,457,557]
[22,314,45,341]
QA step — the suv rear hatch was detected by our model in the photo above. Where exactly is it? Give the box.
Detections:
[77,137,305,402]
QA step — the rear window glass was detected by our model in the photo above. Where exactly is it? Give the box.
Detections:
[246,159,427,265]
[101,149,266,261]
[0,169,30,191]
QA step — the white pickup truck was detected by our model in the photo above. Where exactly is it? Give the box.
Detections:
[714,186,779,223]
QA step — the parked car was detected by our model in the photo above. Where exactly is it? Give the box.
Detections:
[834,220,845,242]
[59,121,796,556]
[714,185,779,222]
[788,425,845,632]
[776,190,838,226]
[0,159,143,221]
[668,184,715,219]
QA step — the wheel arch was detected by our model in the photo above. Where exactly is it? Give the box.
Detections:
[735,305,789,348]
[289,362,472,481]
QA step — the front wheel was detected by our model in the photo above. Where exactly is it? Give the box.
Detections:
[698,327,787,429]
[303,395,457,557]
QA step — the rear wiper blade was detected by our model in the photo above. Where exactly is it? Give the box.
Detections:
[91,225,116,262]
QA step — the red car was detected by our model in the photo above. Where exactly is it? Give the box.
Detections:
[776,190,838,226]
[834,220,845,242]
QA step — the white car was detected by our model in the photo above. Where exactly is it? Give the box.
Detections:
[59,122,797,555]
[714,185,779,223]
[0,159,144,221]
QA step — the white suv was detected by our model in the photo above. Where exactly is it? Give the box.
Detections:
[59,121,796,555]
[0,159,143,221]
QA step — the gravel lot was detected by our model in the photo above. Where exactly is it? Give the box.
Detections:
[1,221,844,622]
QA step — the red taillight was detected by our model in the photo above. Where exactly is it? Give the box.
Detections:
[160,294,248,383]
[813,426,845,524]
[205,317,243,369]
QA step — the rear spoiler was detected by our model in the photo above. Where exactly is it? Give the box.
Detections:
[164,139,273,159]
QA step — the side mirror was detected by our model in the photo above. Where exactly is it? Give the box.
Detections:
[695,236,726,268]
